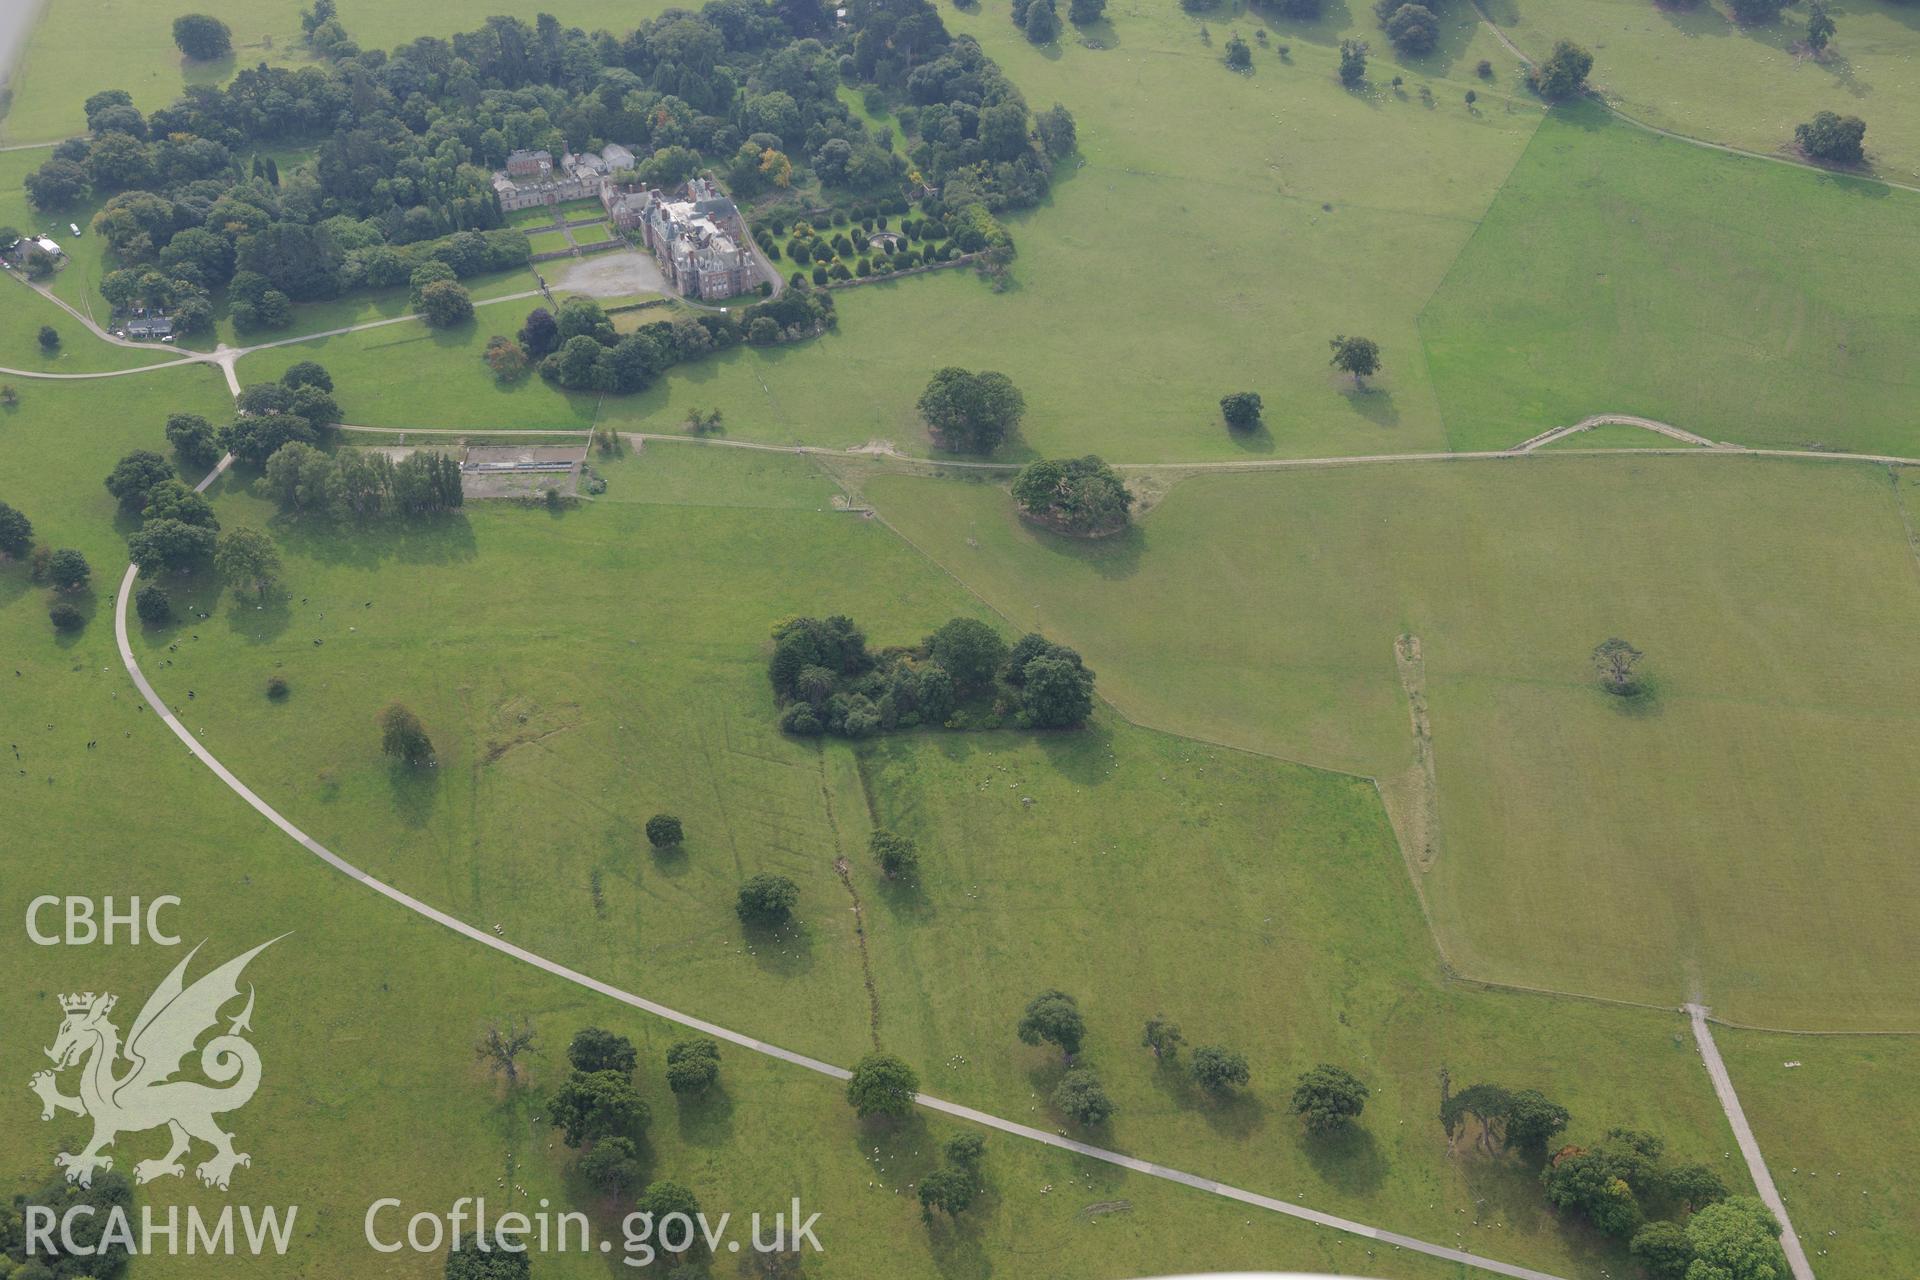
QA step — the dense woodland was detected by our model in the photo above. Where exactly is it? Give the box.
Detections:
[23,0,1071,334]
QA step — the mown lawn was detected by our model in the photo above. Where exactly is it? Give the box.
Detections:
[865,453,1920,1031]
[0,355,1485,1280]
[123,440,1760,1279]
[1420,102,1920,454]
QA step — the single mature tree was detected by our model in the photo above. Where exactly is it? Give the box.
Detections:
[918,1167,978,1222]
[1025,0,1061,42]
[165,413,223,468]
[1795,111,1866,164]
[172,13,234,60]
[48,547,92,591]
[1329,334,1382,385]
[484,335,530,382]
[1339,39,1369,87]
[1017,989,1086,1062]
[0,500,33,558]
[918,367,1027,454]
[1036,103,1078,161]
[1662,1162,1729,1213]
[1069,0,1106,23]
[1503,1088,1571,1159]
[1628,1220,1695,1280]
[519,307,562,357]
[419,280,476,328]
[549,1069,650,1147]
[569,1027,638,1076]
[1225,34,1253,68]
[1190,1045,1251,1093]
[926,617,1009,693]
[105,450,175,512]
[579,1136,642,1195]
[38,325,61,353]
[1381,2,1441,54]
[25,159,89,208]
[476,1017,538,1086]
[214,526,282,599]
[1,384,17,407]
[50,602,85,632]
[637,1181,702,1258]
[666,1037,722,1095]
[1684,1197,1788,1280]
[127,519,215,573]
[1220,391,1263,429]
[379,702,436,768]
[1530,40,1593,100]
[1292,1064,1369,1132]
[846,1051,919,1118]
[135,585,173,625]
[1052,1068,1116,1126]
[1019,653,1095,728]
[1142,1014,1185,1061]
[280,360,334,392]
[645,813,684,849]
[1805,0,1835,52]
[870,829,920,879]
[1592,637,1644,694]
[736,873,800,927]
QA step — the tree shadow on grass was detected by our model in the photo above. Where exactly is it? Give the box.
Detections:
[1339,383,1400,428]
[386,758,441,829]
[222,583,292,643]
[1300,1122,1388,1195]
[741,918,814,978]
[1198,1085,1268,1139]
[1028,519,1144,582]
[1599,674,1663,719]
[1033,719,1118,788]
[1227,420,1276,454]
[1456,1150,1557,1237]
[874,871,935,925]
[673,1082,737,1148]
[267,510,478,572]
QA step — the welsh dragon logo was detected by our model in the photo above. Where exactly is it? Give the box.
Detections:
[29,938,281,1190]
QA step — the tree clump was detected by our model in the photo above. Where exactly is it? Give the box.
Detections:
[870,829,920,880]
[1377,0,1441,54]
[735,873,799,928]
[1527,40,1592,100]
[172,13,233,60]
[1795,111,1865,165]
[1016,989,1086,1062]
[645,813,684,850]
[769,614,1096,736]
[1010,455,1132,536]
[1339,39,1369,86]
[918,367,1027,455]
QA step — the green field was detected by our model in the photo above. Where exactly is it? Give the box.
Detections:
[0,351,1498,1280]
[526,229,574,255]
[110,441,1761,1278]
[1487,0,1920,179]
[1420,102,1920,454]
[1714,1029,1920,1278]
[571,221,615,246]
[865,455,1920,1030]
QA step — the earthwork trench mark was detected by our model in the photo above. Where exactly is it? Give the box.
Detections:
[819,752,883,1049]
[1393,634,1445,872]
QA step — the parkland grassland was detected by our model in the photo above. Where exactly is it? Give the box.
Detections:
[7,0,1920,1274]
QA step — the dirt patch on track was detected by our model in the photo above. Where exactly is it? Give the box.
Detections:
[1389,633,1445,872]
